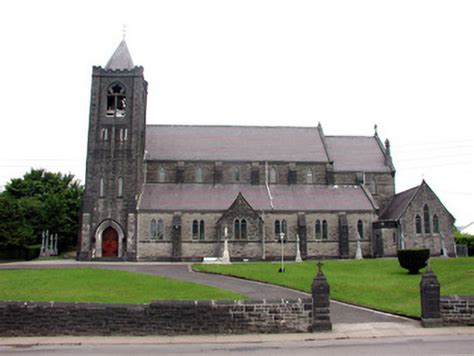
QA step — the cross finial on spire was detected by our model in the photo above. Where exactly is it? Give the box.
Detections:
[122,24,127,41]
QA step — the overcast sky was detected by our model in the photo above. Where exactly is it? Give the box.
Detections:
[0,0,472,225]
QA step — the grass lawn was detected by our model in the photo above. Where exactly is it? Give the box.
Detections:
[0,268,247,303]
[193,257,474,318]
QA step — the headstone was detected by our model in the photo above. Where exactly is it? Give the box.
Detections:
[311,261,332,332]
[455,244,468,257]
[295,235,302,262]
[53,234,58,256]
[420,262,442,327]
[40,231,47,257]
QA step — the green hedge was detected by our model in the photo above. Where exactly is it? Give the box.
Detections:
[23,244,41,261]
[397,248,430,274]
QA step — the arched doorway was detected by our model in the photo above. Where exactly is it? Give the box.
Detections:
[102,226,119,257]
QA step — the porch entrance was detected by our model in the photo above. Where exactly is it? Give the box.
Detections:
[102,227,119,257]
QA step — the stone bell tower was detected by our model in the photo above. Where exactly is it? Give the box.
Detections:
[78,40,147,261]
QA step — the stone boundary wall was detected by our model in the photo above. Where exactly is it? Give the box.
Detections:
[0,298,313,336]
[440,296,474,326]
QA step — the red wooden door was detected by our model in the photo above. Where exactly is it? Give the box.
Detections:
[102,227,118,257]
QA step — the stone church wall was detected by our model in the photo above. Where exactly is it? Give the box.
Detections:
[0,299,312,336]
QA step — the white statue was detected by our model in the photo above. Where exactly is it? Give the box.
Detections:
[355,233,363,260]
[295,234,302,262]
[222,239,231,264]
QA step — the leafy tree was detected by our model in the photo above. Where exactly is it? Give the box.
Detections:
[0,195,34,257]
[0,169,84,256]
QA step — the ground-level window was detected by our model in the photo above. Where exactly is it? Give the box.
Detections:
[192,220,205,240]
[234,219,247,239]
[415,215,422,234]
[315,220,322,240]
[150,219,157,239]
[150,219,164,240]
[424,205,431,234]
[274,219,287,238]
[322,220,328,240]
[433,214,440,233]
[357,220,364,239]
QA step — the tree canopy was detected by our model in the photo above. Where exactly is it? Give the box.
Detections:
[0,169,83,258]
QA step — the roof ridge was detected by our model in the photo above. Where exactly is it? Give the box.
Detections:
[146,124,318,129]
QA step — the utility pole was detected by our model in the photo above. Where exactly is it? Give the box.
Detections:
[279,232,285,272]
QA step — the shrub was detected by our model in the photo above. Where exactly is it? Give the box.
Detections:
[397,248,430,274]
[23,244,41,261]
[454,231,474,256]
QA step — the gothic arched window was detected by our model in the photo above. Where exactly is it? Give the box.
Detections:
[322,220,328,240]
[306,169,313,184]
[241,219,247,239]
[315,220,322,240]
[106,83,126,118]
[433,215,440,234]
[424,205,431,234]
[269,167,277,184]
[196,167,203,183]
[150,219,157,239]
[274,220,280,236]
[157,219,164,240]
[192,220,199,239]
[199,220,205,240]
[234,219,240,240]
[274,219,287,238]
[415,215,422,234]
[357,220,364,239]
[191,220,205,240]
[158,166,166,183]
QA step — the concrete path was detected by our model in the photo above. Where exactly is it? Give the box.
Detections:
[0,260,415,324]
[0,325,473,349]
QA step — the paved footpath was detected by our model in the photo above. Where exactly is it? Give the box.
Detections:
[0,260,415,324]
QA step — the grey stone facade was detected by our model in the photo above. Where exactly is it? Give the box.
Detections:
[78,40,455,262]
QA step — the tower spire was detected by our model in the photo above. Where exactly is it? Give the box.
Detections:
[105,38,134,70]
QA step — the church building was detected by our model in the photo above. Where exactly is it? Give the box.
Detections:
[77,40,455,261]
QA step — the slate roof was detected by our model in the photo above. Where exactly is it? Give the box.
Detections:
[378,185,420,221]
[145,125,329,162]
[105,40,134,70]
[138,184,375,212]
[325,136,391,172]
